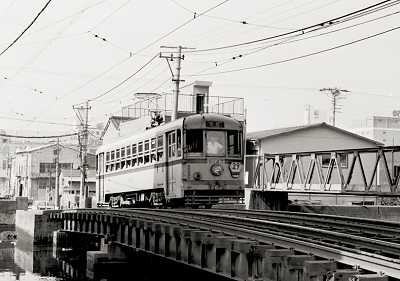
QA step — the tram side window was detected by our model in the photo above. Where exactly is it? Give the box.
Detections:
[167,131,176,158]
[227,131,241,156]
[177,129,182,157]
[144,140,150,164]
[186,130,203,153]
[151,138,157,162]
[111,150,115,161]
[132,144,137,166]
[138,142,143,165]
[106,152,110,162]
[157,135,164,161]
[126,145,131,168]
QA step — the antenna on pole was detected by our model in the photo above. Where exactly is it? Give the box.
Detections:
[160,45,194,121]
[319,87,350,126]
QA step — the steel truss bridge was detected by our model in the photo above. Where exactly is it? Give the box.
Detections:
[246,146,400,196]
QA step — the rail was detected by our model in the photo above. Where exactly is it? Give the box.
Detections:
[50,208,400,279]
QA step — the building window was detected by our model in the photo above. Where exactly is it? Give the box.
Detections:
[321,154,348,168]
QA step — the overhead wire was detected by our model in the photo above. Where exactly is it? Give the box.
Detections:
[189,25,400,76]
[183,0,399,53]
[0,0,53,57]
[0,132,78,139]
[187,8,400,76]
[89,53,159,102]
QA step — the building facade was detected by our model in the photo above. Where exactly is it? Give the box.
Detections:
[352,115,400,146]
[10,143,95,205]
[59,169,96,209]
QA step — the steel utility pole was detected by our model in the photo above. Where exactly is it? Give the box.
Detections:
[319,87,350,126]
[160,45,194,120]
[73,100,91,208]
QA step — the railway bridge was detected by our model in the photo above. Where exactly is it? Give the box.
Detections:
[245,146,400,209]
[40,208,400,281]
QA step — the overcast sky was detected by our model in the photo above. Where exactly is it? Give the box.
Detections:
[0,0,399,135]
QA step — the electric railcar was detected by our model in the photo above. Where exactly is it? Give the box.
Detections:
[96,113,244,207]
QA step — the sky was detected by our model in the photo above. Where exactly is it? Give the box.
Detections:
[0,0,399,136]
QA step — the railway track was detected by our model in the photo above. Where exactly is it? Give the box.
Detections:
[64,208,400,279]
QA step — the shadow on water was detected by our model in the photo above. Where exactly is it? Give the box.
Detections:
[0,235,232,281]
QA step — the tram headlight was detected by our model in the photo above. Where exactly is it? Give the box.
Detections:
[229,162,241,178]
[210,163,223,176]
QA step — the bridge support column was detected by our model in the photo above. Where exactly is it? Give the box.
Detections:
[190,231,211,266]
[251,244,275,279]
[282,254,315,281]
[181,229,193,263]
[303,260,336,281]
[264,248,293,280]
[214,236,232,275]
[230,239,256,279]
[332,269,360,281]
[150,223,164,254]
[160,225,171,256]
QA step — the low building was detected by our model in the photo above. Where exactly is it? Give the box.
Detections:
[10,143,95,205]
[246,122,387,206]
[59,169,96,209]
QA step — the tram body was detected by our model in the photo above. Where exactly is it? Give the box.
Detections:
[96,113,244,207]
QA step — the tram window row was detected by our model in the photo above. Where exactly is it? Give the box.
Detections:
[104,129,182,173]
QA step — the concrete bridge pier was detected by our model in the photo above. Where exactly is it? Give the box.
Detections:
[303,260,337,281]
[230,239,256,279]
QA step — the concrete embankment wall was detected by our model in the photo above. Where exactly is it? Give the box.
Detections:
[16,210,62,244]
[0,200,16,226]
[290,205,400,222]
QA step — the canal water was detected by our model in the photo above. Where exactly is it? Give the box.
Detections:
[0,238,231,281]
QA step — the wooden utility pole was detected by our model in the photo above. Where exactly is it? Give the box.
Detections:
[160,45,194,120]
[319,87,350,126]
[73,100,91,208]
[55,137,60,209]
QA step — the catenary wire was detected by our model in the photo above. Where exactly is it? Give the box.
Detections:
[188,25,400,76]
[0,0,53,57]
[188,8,400,75]
[184,0,399,53]
[89,53,159,102]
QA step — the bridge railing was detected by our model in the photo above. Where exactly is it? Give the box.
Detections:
[245,146,400,194]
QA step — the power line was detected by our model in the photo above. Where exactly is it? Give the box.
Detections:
[168,0,290,30]
[184,0,399,53]
[90,53,159,102]
[0,0,53,57]
[0,115,78,127]
[134,0,232,55]
[0,132,77,139]
[188,25,400,76]
[188,8,400,76]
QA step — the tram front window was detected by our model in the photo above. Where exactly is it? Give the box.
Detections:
[227,131,241,157]
[186,129,203,153]
[207,131,225,156]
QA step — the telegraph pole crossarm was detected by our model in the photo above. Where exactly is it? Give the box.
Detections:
[160,45,194,121]
[320,87,350,126]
